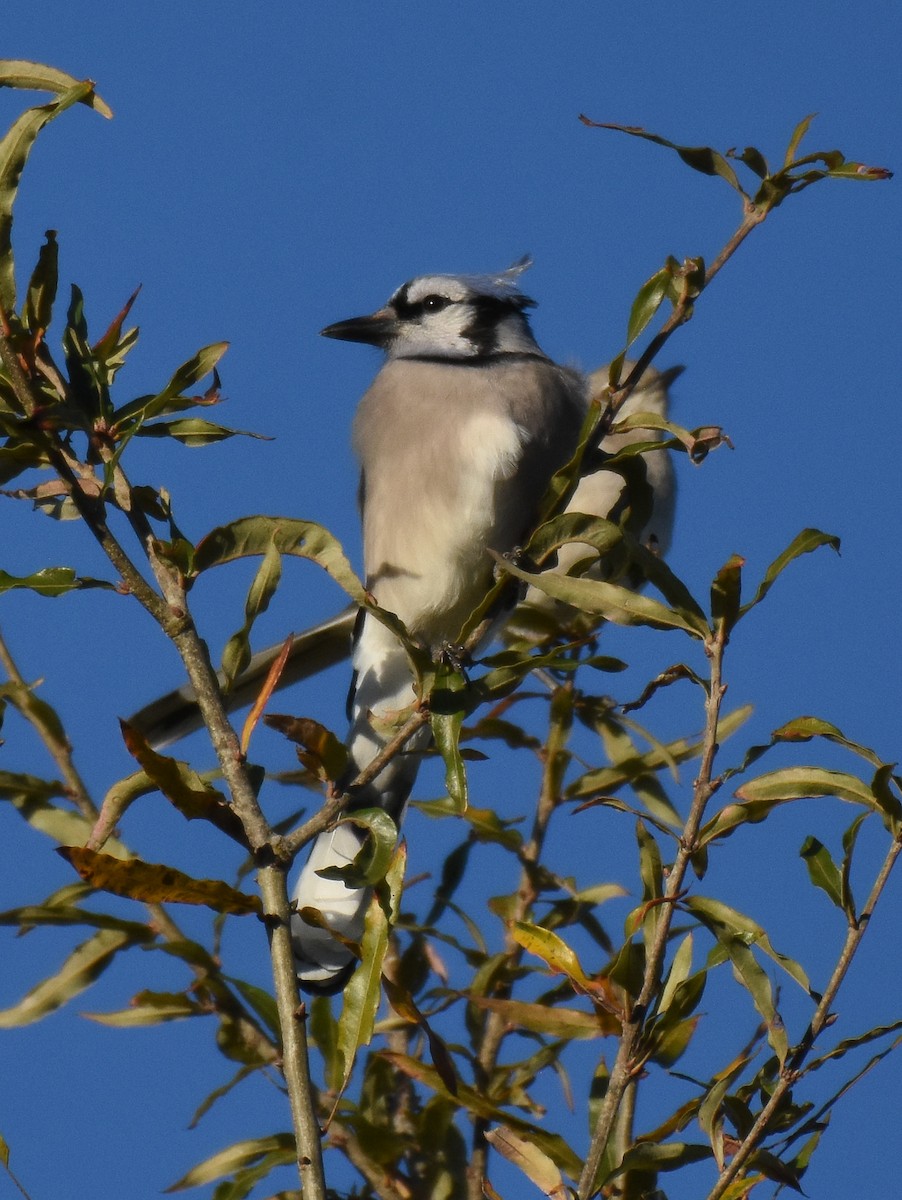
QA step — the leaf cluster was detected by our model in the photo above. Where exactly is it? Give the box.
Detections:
[0,63,897,1200]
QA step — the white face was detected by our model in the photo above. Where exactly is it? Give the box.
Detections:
[384,274,540,360]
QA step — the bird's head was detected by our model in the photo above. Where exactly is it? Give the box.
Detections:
[320,258,542,360]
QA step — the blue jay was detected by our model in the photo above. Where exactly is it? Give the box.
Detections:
[130,264,678,991]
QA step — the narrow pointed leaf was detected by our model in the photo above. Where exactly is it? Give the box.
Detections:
[739,528,840,616]
[784,113,816,166]
[337,843,405,1084]
[799,836,843,909]
[485,1126,568,1199]
[735,766,902,832]
[0,82,108,311]
[495,553,707,638]
[193,514,367,605]
[165,1134,295,1192]
[430,662,469,813]
[580,116,745,194]
[0,567,113,596]
[0,61,113,117]
[57,847,261,915]
[0,928,132,1027]
[119,722,248,845]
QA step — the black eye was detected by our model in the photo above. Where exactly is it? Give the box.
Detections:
[422,294,449,313]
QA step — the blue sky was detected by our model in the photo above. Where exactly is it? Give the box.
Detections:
[0,5,899,1199]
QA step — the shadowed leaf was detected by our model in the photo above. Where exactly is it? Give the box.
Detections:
[57,847,261,914]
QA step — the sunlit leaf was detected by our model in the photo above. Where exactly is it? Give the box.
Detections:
[0,61,113,116]
[735,766,902,832]
[165,1134,295,1191]
[85,990,205,1026]
[625,267,670,345]
[512,922,592,989]
[485,1126,568,1199]
[0,928,134,1027]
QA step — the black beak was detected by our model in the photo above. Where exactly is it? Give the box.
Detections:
[320,307,398,348]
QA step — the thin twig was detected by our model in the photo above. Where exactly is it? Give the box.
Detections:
[257,863,328,1200]
[577,625,726,1199]
[466,684,574,1200]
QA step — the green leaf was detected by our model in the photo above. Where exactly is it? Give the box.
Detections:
[0,768,130,855]
[122,342,229,425]
[0,79,109,311]
[603,1140,711,1187]
[57,847,262,915]
[0,928,133,1027]
[658,932,693,1015]
[784,114,816,166]
[221,539,282,685]
[731,144,770,178]
[626,267,670,345]
[430,661,469,814]
[23,227,58,333]
[337,843,405,1084]
[0,60,113,116]
[711,553,743,637]
[135,417,268,446]
[739,528,840,617]
[193,514,367,605]
[85,990,205,1027]
[580,116,746,194]
[840,812,868,921]
[799,836,843,910]
[568,703,752,800]
[467,995,618,1039]
[0,566,114,596]
[687,895,812,995]
[382,1051,584,1180]
[309,994,342,1092]
[735,766,902,833]
[165,1134,295,1192]
[318,808,399,889]
[495,552,708,639]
